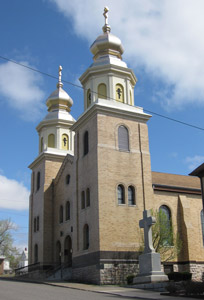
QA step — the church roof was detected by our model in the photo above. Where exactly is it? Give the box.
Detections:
[152,171,201,194]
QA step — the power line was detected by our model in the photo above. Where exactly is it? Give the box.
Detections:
[0,55,204,131]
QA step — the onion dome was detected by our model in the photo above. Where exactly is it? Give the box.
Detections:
[46,66,73,113]
[90,7,126,67]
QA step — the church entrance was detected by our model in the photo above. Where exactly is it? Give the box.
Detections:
[56,241,61,265]
[64,235,72,266]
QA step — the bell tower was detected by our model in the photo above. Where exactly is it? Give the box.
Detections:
[28,66,75,265]
[79,7,137,110]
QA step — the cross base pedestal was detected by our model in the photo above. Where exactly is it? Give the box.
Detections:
[133,252,168,284]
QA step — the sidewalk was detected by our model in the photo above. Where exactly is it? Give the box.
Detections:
[43,281,196,300]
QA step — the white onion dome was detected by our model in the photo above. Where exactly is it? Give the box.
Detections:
[46,66,73,113]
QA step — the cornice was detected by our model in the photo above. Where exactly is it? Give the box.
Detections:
[28,152,67,170]
[71,99,151,131]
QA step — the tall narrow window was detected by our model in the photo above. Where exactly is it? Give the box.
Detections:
[118,125,129,151]
[34,244,38,263]
[66,201,70,221]
[159,205,173,246]
[81,191,85,209]
[87,89,91,108]
[128,186,135,205]
[83,131,89,156]
[83,224,89,250]
[98,83,107,99]
[118,184,125,204]
[201,210,204,246]
[115,84,124,103]
[62,134,69,150]
[86,188,90,207]
[59,205,63,224]
[37,216,39,231]
[34,218,36,232]
[36,172,40,191]
[48,134,55,148]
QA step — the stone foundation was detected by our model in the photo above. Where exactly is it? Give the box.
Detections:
[173,262,204,281]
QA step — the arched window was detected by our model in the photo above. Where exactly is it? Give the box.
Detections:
[81,191,85,209]
[98,83,107,99]
[83,224,89,250]
[128,186,135,205]
[61,134,69,150]
[201,210,204,246]
[83,131,89,156]
[118,184,125,204]
[34,244,38,263]
[66,201,70,221]
[48,134,55,148]
[37,216,39,231]
[159,205,173,246]
[86,188,90,207]
[87,89,91,108]
[115,84,124,103]
[66,174,70,185]
[34,218,36,232]
[59,205,63,224]
[40,137,43,152]
[118,125,129,151]
[36,172,40,191]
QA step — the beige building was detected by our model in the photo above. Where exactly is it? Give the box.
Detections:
[28,10,204,284]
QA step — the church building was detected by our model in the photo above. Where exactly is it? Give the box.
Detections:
[28,8,204,284]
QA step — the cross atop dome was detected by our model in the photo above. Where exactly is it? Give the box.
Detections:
[57,65,63,88]
[102,6,111,33]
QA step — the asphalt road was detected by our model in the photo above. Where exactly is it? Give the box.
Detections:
[0,280,132,300]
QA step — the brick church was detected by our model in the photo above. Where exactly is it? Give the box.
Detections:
[28,8,204,284]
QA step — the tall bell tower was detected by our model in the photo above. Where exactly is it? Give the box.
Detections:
[28,67,75,264]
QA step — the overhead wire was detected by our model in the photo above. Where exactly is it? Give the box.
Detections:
[0,55,204,131]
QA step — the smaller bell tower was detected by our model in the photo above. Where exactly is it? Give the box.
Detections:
[28,66,75,265]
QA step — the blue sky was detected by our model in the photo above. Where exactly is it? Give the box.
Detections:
[0,0,204,251]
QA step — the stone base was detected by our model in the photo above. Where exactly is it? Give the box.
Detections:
[133,273,168,284]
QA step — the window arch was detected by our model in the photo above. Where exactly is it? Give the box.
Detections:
[87,89,91,108]
[83,224,89,250]
[36,172,40,191]
[128,186,135,205]
[83,131,89,156]
[34,244,38,263]
[118,125,129,151]
[98,83,107,99]
[117,184,125,204]
[115,84,124,103]
[86,188,90,207]
[81,191,85,209]
[201,210,204,246]
[66,201,70,221]
[59,205,63,224]
[40,137,43,152]
[62,134,69,150]
[48,134,55,148]
[159,205,173,246]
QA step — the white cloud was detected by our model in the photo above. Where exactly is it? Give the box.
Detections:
[0,175,29,210]
[0,61,45,121]
[185,155,204,171]
[50,0,204,109]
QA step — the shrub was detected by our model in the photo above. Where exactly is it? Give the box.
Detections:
[167,272,192,282]
[126,274,135,285]
[184,281,204,295]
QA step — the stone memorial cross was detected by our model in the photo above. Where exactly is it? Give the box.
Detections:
[139,209,156,254]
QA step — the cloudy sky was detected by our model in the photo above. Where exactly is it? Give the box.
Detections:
[1,0,204,251]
